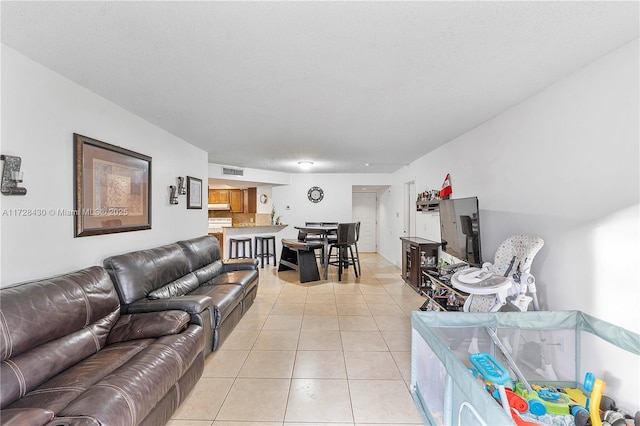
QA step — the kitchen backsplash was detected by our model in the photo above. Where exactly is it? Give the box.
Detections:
[208,211,271,226]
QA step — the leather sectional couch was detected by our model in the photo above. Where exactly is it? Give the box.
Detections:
[104,235,259,354]
[0,235,260,425]
[0,266,205,426]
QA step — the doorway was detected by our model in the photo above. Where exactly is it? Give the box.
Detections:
[352,192,377,252]
[405,181,416,237]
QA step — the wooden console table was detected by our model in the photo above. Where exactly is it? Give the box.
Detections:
[400,237,440,293]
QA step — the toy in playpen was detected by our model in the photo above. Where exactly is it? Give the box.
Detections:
[568,372,640,426]
[469,352,539,425]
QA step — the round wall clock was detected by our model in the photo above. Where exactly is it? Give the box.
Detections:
[259,194,269,204]
[307,186,324,203]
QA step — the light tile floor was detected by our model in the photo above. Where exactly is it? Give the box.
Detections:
[169,253,426,426]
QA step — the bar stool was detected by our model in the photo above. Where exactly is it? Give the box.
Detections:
[254,235,276,268]
[229,237,252,259]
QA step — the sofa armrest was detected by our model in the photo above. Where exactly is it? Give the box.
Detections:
[1,408,54,426]
[127,295,214,315]
[222,258,259,272]
[45,417,100,426]
[106,311,190,345]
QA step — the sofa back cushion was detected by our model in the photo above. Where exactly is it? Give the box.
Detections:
[104,243,191,305]
[148,272,200,299]
[192,260,224,284]
[0,266,120,408]
[177,236,222,272]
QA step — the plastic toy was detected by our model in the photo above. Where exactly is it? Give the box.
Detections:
[584,372,605,426]
[513,382,549,416]
[470,353,541,426]
[563,387,588,407]
[568,384,640,426]
[469,352,512,417]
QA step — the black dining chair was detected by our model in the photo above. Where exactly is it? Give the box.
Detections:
[352,221,362,275]
[321,222,338,243]
[327,223,359,281]
[303,222,325,261]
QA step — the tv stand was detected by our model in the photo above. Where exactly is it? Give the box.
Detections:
[419,272,468,312]
[400,237,440,293]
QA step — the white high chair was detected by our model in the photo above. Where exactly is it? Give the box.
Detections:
[453,234,544,312]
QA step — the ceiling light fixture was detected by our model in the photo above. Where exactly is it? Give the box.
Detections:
[298,161,314,170]
[365,163,371,167]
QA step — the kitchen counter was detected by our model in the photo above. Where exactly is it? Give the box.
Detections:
[216,224,288,260]
[228,224,288,230]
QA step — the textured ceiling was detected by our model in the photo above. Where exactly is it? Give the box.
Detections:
[2,1,638,173]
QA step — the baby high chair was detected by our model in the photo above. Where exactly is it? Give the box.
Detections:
[452,234,544,312]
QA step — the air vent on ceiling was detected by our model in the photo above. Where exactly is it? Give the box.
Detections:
[222,167,244,176]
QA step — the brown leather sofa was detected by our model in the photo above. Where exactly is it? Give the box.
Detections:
[0,266,205,426]
[103,235,259,354]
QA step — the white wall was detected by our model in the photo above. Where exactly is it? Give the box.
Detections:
[1,46,209,285]
[382,39,639,331]
[271,173,391,239]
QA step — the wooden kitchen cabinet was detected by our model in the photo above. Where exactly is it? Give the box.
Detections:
[244,188,257,213]
[229,190,244,212]
[208,189,230,204]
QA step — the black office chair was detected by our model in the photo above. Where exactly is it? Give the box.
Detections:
[328,223,359,281]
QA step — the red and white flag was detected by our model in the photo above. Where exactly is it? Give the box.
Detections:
[439,173,452,199]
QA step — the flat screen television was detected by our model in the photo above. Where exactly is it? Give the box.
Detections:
[439,196,482,266]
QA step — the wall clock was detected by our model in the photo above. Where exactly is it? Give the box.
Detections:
[307,186,324,203]
[259,194,269,204]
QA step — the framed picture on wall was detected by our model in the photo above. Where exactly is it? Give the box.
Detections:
[186,176,202,209]
[74,133,152,237]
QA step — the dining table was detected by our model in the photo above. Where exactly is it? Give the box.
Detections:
[294,224,337,280]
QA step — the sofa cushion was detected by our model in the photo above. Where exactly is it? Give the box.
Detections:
[6,339,154,413]
[57,325,203,426]
[147,273,200,299]
[207,270,259,296]
[191,260,223,285]
[189,285,244,328]
[177,236,221,272]
[103,243,191,306]
[106,311,190,345]
[0,266,120,409]
[0,408,55,426]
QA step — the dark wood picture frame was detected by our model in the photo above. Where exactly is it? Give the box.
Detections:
[186,176,202,209]
[74,133,152,237]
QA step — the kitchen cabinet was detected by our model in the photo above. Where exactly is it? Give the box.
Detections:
[208,189,230,204]
[244,188,257,213]
[229,190,243,212]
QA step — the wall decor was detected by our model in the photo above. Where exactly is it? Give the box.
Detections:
[74,134,151,237]
[307,186,324,203]
[186,176,202,209]
[0,154,27,195]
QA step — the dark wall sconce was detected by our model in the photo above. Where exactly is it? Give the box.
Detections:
[169,177,187,205]
[169,185,179,204]
[1,155,27,196]
[177,177,186,195]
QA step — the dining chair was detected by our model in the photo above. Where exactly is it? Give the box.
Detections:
[303,222,326,262]
[327,223,359,281]
[321,222,338,243]
[352,221,362,275]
